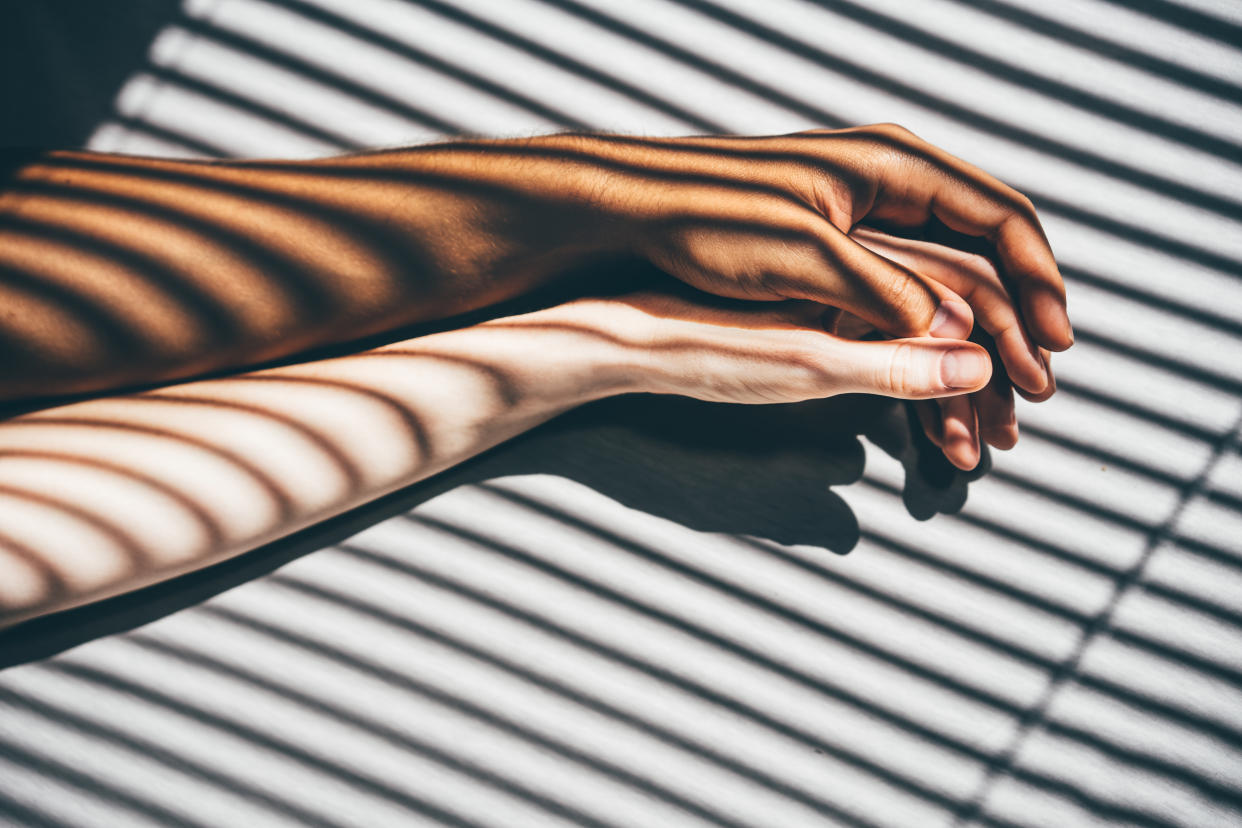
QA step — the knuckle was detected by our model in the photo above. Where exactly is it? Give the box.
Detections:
[953,248,1001,282]
[866,122,919,143]
[1011,192,1038,220]
[784,203,848,255]
[850,124,929,181]
[884,341,919,395]
[874,273,928,327]
[753,190,818,228]
[878,271,917,305]
[866,121,902,136]
[998,189,1039,225]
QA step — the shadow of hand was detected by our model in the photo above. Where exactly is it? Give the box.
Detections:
[858,398,991,522]
[461,389,984,552]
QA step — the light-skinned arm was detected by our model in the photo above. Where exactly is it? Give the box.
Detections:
[0,287,992,629]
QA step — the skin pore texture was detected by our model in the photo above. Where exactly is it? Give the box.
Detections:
[0,124,1071,627]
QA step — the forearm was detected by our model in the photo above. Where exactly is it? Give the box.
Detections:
[0,139,620,401]
[0,127,1070,410]
[0,301,641,628]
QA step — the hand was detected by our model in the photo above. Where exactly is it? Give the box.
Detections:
[387,124,1069,397]
[838,225,1057,470]
[825,301,1016,471]
[3,124,1069,404]
[507,288,993,406]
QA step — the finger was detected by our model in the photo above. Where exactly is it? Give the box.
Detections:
[840,124,1072,351]
[822,336,991,399]
[814,222,975,340]
[1015,348,1057,403]
[938,393,981,470]
[850,225,1049,395]
[975,349,1019,450]
[914,398,944,448]
[648,193,975,342]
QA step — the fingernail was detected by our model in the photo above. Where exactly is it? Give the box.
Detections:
[930,300,972,339]
[941,349,989,389]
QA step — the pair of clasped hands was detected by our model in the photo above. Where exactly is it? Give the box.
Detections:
[448,124,1070,470]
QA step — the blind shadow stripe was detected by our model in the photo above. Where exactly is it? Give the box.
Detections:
[407,0,725,132]
[542,0,1242,229]
[254,570,878,828]
[410,511,1031,739]
[1063,264,1242,340]
[297,545,972,821]
[325,546,1242,823]
[268,0,589,130]
[476,487,1242,745]
[40,661,484,828]
[101,117,233,159]
[948,0,1242,107]
[0,794,68,828]
[987,467,1242,576]
[385,517,1214,822]
[859,475,1242,640]
[142,65,359,150]
[1096,0,1242,49]
[819,530,1242,706]
[807,0,1242,163]
[0,688,346,828]
[120,634,623,828]
[0,740,214,828]
[186,604,757,828]
[172,16,467,137]
[952,408,1242,824]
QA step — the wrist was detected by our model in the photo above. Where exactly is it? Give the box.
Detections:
[379,134,643,257]
[371,302,652,423]
[473,301,654,404]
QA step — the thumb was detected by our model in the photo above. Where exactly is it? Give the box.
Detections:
[824,337,992,399]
